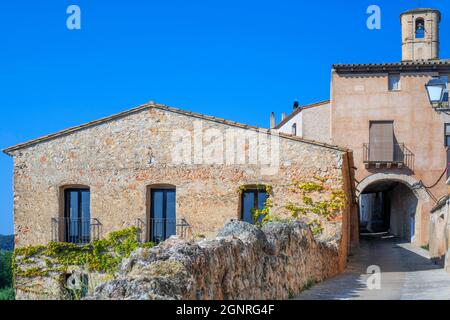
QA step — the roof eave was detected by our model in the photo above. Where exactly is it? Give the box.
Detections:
[2,100,349,156]
[2,102,154,155]
[333,61,450,74]
[274,100,330,129]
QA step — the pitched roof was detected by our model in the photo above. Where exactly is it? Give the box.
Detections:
[333,59,450,73]
[274,100,330,130]
[2,101,348,155]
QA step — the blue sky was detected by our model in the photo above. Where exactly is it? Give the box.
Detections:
[0,0,449,234]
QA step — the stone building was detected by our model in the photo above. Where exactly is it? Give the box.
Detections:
[276,8,450,248]
[4,103,355,261]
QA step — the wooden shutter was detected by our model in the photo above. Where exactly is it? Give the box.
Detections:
[369,121,394,162]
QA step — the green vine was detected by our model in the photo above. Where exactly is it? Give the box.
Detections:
[237,184,274,228]
[237,184,273,227]
[307,219,324,236]
[14,227,154,278]
[236,184,273,195]
[285,177,346,236]
[251,198,274,227]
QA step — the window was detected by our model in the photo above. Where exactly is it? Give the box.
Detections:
[388,74,401,91]
[150,188,176,243]
[241,189,269,224]
[292,123,297,136]
[415,19,425,38]
[64,189,90,244]
[445,124,450,147]
[369,121,394,162]
[441,75,449,102]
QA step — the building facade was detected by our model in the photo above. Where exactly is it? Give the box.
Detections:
[277,8,450,247]
[4,103,355,258]
[274,100,331,144]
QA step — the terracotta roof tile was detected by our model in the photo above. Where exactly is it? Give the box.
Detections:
[333,59,450,73]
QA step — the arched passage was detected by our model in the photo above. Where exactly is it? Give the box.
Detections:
[356,174,430,243]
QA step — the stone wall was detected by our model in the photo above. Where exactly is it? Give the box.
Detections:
[9,104,353,251]
[13,227,150,300]
[389,183,418,240]
[429,196,450,272]
[87,221,341,300]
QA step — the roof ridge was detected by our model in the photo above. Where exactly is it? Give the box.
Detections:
[274,99,330,129]
[3,101,348,155]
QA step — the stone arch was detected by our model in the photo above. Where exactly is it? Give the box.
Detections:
[356,173,430,203]
[356,173,431,244]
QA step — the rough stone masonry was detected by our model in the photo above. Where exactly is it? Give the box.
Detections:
[87,221,341,300]
[5,102,355,249]
[4,102,356,299]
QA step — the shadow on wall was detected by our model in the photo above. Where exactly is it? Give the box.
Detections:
[296,235,443,300]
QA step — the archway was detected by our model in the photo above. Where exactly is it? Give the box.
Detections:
[356,174,430,243]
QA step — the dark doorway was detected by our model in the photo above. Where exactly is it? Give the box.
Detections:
[149,188,176,243]
[359,181,418,242]
[64,188,91,244]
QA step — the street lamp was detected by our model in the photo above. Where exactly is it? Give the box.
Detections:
[425,78,447,108]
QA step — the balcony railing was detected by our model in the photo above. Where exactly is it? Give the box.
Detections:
[363,143,414,169]
[51,217,101,244]
[136,218,191,244]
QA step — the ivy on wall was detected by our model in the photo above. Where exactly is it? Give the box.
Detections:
[237,184,274,227]
[237,176,346,236]
[14,227,154,278]
[285,177,346,235]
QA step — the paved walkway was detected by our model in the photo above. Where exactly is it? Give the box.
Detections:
[295,234,450,300]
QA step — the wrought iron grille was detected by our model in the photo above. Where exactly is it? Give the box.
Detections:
[136,218,191,244]
[51,217,101,244]
[363,143,414,169]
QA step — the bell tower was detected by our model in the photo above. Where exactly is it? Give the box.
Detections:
[400,8,441,61]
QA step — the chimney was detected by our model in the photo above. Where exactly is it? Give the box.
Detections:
[282,112,286,121]
[270,112,275,128]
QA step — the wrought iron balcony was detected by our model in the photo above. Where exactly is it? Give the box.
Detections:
[136,218,191,244]
[51,217,101,244]
[363,143,414,169]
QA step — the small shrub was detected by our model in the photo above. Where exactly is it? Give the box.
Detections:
[0,287,15,300]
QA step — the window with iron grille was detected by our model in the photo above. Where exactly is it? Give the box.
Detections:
[149,188,176,243]
[64,188,90,244]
